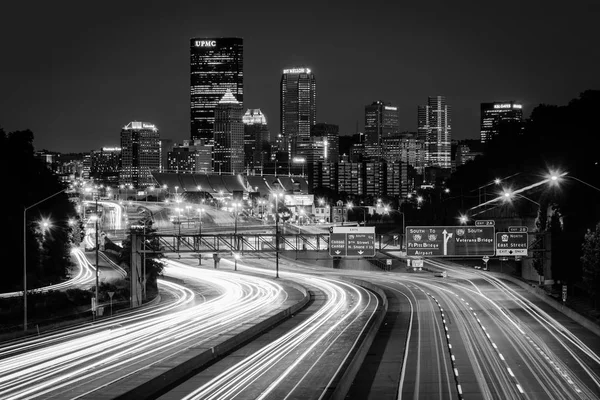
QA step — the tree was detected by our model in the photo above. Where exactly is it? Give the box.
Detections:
[1,128,79,291]
[581,223,600,308]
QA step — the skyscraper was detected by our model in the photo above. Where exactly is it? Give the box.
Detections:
[364,101,399,146]
[243,109,270,174]
[213,90,244,174]
[480,101,523,143]
[418,96,451,169]
[120,121,160,187]
[280,68,316,158]
[190,38,243,140]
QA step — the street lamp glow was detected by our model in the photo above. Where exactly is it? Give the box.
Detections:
[417,196,423,203]
[444,188,450,193]
[459,215,468,224]
[494,178,501,185]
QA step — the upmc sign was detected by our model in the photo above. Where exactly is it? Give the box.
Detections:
[329,226,376,257]
[194,40,216,47]
[406,226,495,257]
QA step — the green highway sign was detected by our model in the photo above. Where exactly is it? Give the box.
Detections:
[406,226,495,257]
[496,231,528,256]
[329,226,376,257]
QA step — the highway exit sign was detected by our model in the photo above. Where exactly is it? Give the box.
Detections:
[329,226,376,257]
[496,231,528,256]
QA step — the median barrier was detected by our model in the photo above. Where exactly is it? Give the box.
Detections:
[329,278,388,400]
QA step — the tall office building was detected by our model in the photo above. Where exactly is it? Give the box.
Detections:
[480,101,523,143]
[243,109,270,173]
[418,96,451,169]
[311,123,340,163]
[190,37,243,140]
[90,147,121,186]
[120,121,160,187]
[213,90,244,174]
[167,139,213,173]
[364,101,399,147]
[280,67,316,158]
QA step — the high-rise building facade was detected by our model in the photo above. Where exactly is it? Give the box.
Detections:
[213,90,244,174]
[418,96,451,169]
[90,147,121,186]
[167,139,213,173]
[311,123,340,163]
[364,101,399,147]
[120,121,160,187]
[190,37,243,140]
[280,68,316,158]
[480,101,523,143]
[243,109,270,174]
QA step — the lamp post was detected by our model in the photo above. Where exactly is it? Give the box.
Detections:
[90,198,100,320]
[23,188,67,331]
[273,190,283,278]
[502,190,540,206]
[234,253,240,271]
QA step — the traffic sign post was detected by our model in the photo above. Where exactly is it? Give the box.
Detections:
[496,231,528,256]
[329,226,376,258]
[406,226,495,257]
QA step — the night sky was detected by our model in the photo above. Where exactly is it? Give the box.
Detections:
[2,0,598,153]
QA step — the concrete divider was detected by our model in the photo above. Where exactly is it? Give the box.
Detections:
[330,278,389,400]
[488,272,600,337]
[91,282,311,400]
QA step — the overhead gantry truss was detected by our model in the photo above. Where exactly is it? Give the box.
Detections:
[140,233,332,254]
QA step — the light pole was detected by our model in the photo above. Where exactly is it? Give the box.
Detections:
[23,188,67,331]
[550,171,600,193]
[234,253,240,271]
[502,190,540,206]
[90,200,100,320]
[197,208,204,235]
[273,190,283,278]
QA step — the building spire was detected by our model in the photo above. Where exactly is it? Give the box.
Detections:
[218,89,239,104]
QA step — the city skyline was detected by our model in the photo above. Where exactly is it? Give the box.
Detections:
[1,1,598,153]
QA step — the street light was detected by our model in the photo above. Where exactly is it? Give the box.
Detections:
[89,213,100,320]
[502,190,540,206]
[234,253,240,271]
[272,189,284,278]
[549,170,600,193]
[23,187,68,331]
[459,215,468,224]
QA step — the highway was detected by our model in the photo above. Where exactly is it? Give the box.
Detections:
[0,248,96,299]
[350,258,600,400]
[0,263,302,399]
[158,261,381,400]
[3,218,600,399]
[221,253,600,399]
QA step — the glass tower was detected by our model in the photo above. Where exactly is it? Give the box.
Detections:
[418,96,451,169]
[480,101,523,143]
[190,38,243,140]
[280,68,316,158]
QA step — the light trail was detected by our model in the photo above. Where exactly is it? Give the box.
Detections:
[418,258,600,399]
[0,261,290,400]
[0,248,96,299]
[166,259,380,400]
